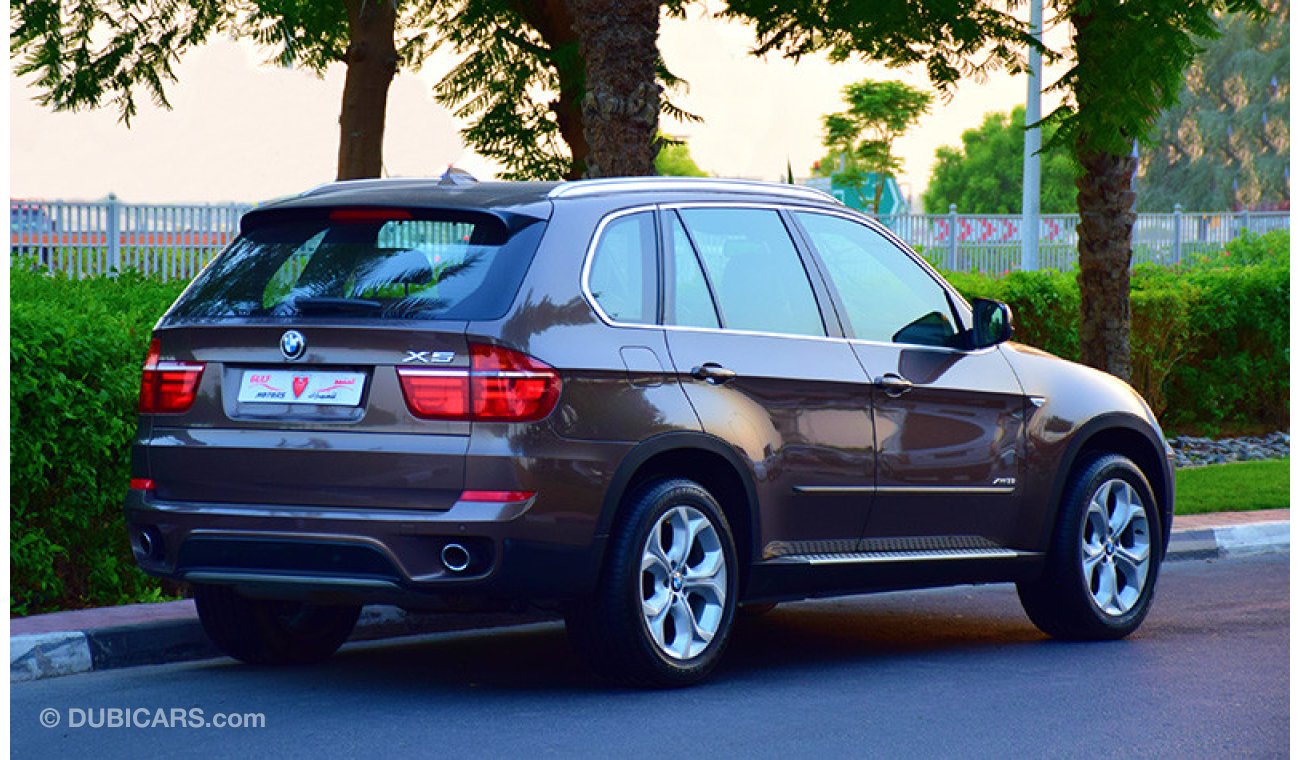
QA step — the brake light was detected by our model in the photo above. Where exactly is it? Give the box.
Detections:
[328,208,413,223]
[396,343,561,422]
[129,478,156,491]
[138,338,205,414]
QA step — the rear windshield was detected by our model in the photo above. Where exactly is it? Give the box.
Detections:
[164,211,545,323]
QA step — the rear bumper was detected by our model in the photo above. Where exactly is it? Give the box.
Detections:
[124,491,605,607]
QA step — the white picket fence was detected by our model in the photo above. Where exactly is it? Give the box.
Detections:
[881,206,1290,274]
[9,196,1290,280]
[11,196,252,280]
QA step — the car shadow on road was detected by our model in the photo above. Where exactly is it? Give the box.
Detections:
[181,591,1066,695]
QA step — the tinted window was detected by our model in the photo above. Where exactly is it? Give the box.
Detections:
[588,212,658,323]
[795,212,960,347]
[664,213,720,329]
[678,208,824,337]
[166,212,544,322]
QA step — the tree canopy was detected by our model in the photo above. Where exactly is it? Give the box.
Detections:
[923,106,1078,214]
[721,0,1033,91]
[1135,0,1289,211]
[816,80,931,211]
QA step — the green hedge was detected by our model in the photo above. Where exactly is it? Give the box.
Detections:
[944,232,1289,433]
[11,269,185,614]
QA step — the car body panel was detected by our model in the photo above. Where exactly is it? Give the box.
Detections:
[850,342,1026,547]
[997,341,1175,551]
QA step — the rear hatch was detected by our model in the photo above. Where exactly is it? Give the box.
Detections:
[140,204,547,510]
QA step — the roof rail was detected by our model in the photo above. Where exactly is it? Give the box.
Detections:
[547,177,842,204]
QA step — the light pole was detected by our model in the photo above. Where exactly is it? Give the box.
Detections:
[1021,0,1043,271]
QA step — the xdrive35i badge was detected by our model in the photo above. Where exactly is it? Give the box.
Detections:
[280,330,306,360]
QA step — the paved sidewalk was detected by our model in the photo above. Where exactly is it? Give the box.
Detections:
[11,509,1288,683]
[1172,508,1289,531]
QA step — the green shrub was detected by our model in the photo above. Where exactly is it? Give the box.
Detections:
[1183,229,1289,269]
[11,268,185,614]
[943,269,1080,359]
[1159,263,1289,432]
[945,251,1289,434]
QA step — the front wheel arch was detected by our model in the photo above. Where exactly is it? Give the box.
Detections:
[1041,415,1173,555]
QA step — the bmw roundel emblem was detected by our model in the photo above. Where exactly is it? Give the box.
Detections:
[280,330,306,360]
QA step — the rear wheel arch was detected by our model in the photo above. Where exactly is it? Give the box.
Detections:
[596,433,760,588]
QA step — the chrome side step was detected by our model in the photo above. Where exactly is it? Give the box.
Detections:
[773,547,1039,566]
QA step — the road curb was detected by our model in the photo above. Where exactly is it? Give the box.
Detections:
[11,519,1288,683]
[11,632,94,683]
[10,605,554,684]
[1166,520,1289,561]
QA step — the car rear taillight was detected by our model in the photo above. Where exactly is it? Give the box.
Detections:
[395,370,471,420]
[397,343,561,422]
[129,478,156,491]
[138,338,205,414]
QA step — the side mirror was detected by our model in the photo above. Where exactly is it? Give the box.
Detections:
[970,298,1013,349]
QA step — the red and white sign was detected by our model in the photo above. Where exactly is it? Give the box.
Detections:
[237,370,366,406]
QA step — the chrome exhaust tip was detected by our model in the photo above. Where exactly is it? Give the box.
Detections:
[441,543,471,573]
[134,528,159,560]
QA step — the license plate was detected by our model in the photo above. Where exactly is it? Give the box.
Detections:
[237,370,366,406]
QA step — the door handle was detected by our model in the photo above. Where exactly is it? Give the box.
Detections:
[875,373,913,396]
[691,363,737,385]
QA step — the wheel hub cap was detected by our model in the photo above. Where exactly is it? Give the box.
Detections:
[1081,478,1152,616]
[640,505,728,661]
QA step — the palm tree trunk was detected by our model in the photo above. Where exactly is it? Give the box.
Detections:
[564,0,660,177]
[1071,7,1137,381]
[337,0,398,180]
[1075,145,1137,380]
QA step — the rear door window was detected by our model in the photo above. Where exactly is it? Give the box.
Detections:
[676,208,825,337]
[663,212,721,329]
[165,211,545,322]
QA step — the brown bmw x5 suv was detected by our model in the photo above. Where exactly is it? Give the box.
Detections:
[126,176,1173,686]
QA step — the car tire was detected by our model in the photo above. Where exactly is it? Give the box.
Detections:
[565,478,739,688]
[193,584,361,665]
[1017,453,1164,640]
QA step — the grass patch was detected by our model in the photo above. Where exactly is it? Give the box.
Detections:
[1175,458,1291,515]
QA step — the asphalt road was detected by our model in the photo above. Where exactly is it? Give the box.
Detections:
[13,553,1288,759]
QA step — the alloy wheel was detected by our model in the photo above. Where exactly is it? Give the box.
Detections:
[640,505,728,660]
[1081,478,1152,616]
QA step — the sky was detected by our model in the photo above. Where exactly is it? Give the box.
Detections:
[8,5,1071,207]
